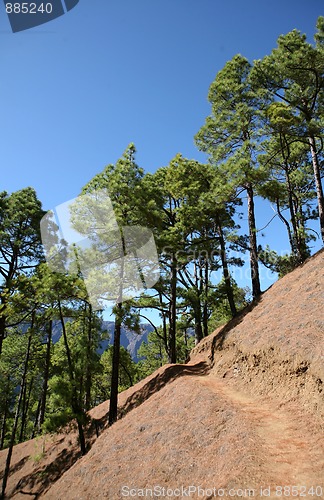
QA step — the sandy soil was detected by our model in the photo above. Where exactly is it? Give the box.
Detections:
[44,372,324,500]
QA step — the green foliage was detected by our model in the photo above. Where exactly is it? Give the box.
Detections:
[80,144,146,227]
[1,18,324,456]
[43,310,104,432]
[137,329,168,378]
[208,280,249,332]
[195,54,266,184]
[0,188,44,273]
[136,325,195,379]
[258,245,306,278]
[0,188,45,356]
[252,18,324,243]
[92,345,138,403]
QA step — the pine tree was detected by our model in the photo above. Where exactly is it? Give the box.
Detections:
[252,19,324,243]
[195,55,266,298]
[258,102,316,265]
[74,144,149,425]
[0,188,44,355]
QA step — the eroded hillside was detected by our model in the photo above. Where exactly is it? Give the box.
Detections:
[1,250,323,500]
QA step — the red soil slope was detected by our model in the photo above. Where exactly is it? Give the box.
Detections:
[1,249,323,499]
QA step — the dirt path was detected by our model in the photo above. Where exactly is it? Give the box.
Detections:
[197,375,324,497]
[35,371,324,500]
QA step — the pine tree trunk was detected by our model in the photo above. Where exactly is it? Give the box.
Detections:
[284,167,308,263]
[194,305,203,344]
[37,319,52,432]
[0,309,6,357]
[0,377,10,449]
[19,376,33,443]
[1,333,32,499]
[85,304,93,411]
[183,328,190,359]
[194,262,203,344]
[168,254,177,363]
[285,170,301,258]
[308,135,324,243]
[120,360,133,387]
[199,257,209,338]
[0,404,8,451]
[58,300,86,455]
[108,304,122,426]
[108,232,126,426]
[296,204,309,261]
[216,215,237,316]
[246,183,261,299]
[159,291,169,356]
[31,398,41,439]
[275,198,295,255]
[203,261,209,338]
[18,382,28,444]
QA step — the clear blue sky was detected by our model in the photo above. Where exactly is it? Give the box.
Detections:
[1,0,323,299]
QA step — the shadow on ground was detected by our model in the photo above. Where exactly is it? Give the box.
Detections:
[13,446,81,499]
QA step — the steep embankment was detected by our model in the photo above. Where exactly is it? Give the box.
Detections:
[191,248,324,418]
[1,250,323,499]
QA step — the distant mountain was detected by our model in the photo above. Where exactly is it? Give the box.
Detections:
[98,321,153,362]
[49,319,153,362]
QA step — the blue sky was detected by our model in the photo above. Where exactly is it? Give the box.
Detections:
[1,0,323,304]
